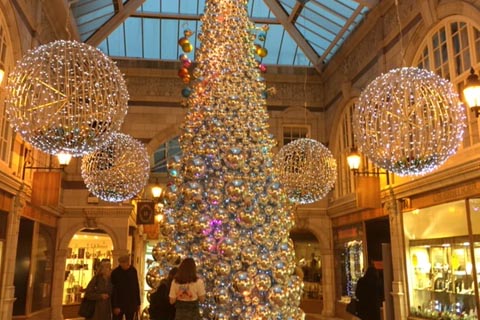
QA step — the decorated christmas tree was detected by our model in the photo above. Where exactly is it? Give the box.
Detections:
[151,0,304,319]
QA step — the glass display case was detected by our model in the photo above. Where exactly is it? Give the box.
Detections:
[409,239,478,319]
[404,200,479,319]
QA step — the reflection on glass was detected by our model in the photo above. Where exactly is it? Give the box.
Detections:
[31,224,55,312]
[345,240,363,297]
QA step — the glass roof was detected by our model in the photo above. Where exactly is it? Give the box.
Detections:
[71,0,376,69]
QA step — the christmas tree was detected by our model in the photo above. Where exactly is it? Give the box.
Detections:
[152,0,304,318]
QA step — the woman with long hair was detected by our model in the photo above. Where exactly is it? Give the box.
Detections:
[169,258,205,320]
[83,260,113,320]
[149,267,178,320]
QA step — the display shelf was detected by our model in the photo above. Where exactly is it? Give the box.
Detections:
[408,239,479,319]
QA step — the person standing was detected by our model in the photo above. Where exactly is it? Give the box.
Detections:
[355,266,381,320]
[169,258,205,320]
[111,255,141,320]
[149,267,178,320]
[83,260,112,320]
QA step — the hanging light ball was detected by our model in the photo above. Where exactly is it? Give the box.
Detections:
[274,138,337,204]
[354,67,466,176]
[81,133,150,202]
[6,40,129,156]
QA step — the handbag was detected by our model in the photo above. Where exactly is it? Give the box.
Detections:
[346,297,358,316]
[78,275,98,318]
[78,296,95,318]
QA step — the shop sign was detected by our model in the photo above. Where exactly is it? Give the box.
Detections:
[136,201,155,225]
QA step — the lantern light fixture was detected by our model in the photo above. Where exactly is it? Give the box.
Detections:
[463,67,480,117]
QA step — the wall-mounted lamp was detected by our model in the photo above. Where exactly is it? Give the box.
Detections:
[57,152,73,166]
[150,183,165,222]
[463,67,480,117]
[151,185,163,200]
[22,152,72,178]
[347,148,389,184]
[0,66,5,86]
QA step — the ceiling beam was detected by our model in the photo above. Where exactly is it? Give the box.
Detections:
[318,6,364,65]
[113,0,124,13]
[288,2,304,24]
[86,0,145,46]
[130,12,280,25]
[263,0,321,73]
[352,0,378,9]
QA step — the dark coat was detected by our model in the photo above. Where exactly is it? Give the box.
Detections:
[149,279,175,320]
[111,266,141,314]
[84,275,112,320]
[355,267,381,320]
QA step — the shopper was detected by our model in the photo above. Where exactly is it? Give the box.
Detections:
[149,267,178,320]
[355,266,381,320]
[169,258,206,320]
[83,260,112,320]
[111,255,141,320]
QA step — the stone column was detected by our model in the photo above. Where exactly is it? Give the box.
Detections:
[384,188,408,320]
[321,253,336,317]
[0,187,26,320]
[50,248,68,320]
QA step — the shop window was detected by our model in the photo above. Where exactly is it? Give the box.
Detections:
[64,229,113,305]
[404,200,480,319]
[31,224,55,312]
[334,224,364,301]
[290,230,322,300]
[13,217,34,315]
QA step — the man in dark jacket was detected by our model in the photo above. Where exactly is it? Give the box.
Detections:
[355,266,381,320]
[111,255,141,320]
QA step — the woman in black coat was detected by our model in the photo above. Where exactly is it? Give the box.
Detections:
[149,267,178,320]
[355,266,381,320]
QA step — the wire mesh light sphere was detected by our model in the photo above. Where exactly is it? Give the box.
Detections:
[274,138,337,204]
[353,67,466,176]
[6,40,129,156]
[81,133,150,203]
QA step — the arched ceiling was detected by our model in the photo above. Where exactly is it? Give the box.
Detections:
[71,0,379,73]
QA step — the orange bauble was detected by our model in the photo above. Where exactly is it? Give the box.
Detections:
[178,67,190,78]
[178,37,189,47]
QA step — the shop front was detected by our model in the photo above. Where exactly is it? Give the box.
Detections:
[404,199,480,320]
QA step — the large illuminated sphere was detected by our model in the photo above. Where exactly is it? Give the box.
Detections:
[6,40,129,156]
[274,138,337,204]
[81,133,150,202]
[354,67,466,176]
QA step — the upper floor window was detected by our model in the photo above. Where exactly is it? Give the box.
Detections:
[152,137,181,174]
[282,125,309,146]
[0,23,12,164]
[414,19,480,148]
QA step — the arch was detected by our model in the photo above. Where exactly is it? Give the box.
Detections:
[146,123,182,155]
[57,221,120,252]
[0,0,24,63]
[280,105,315,118]
[405,10,480,66]
[328,96,358,154]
